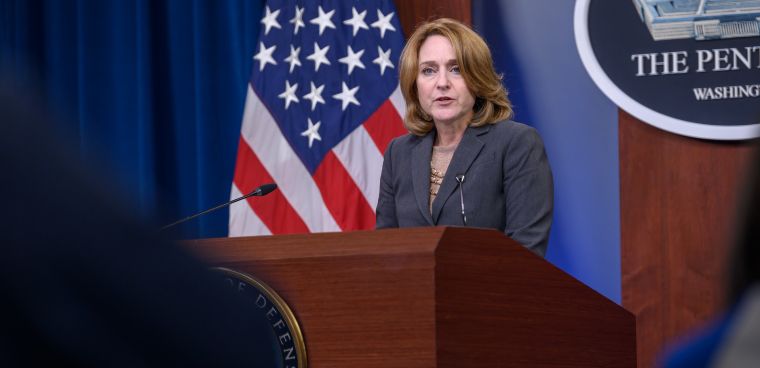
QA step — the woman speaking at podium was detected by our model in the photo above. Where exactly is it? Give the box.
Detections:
[375,18,553,257]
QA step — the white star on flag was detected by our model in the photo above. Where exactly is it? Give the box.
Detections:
[373,46,394,75]
[253,42,277,71]
[284,45,301,73]
[290,6,305,35]
[278,80,299,109]
[371,9,396,39]
[301,118,322,148]
[343,7,369,37]
[310,6,336,36]
[302,82,325,111]
[306,42,331,72]
[332,82,361,111]
[261,6,282,35]
[338,46,366,75]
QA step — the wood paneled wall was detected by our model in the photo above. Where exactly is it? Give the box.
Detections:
[619,110,757,368]
[395,0,471,36]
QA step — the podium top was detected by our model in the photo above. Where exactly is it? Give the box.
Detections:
[187,226,526,260]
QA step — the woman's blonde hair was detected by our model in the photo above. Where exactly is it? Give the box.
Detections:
[398,18,512,136]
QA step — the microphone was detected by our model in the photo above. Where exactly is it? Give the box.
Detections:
[251,183,277,196]
[160,183,278,231]
[455,174,467,226]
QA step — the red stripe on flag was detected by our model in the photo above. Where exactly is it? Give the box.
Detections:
[362,99,407,154]
[233,136,309,234]
[312,151,376,231]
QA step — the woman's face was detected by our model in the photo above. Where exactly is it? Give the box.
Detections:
[416,35,475,128]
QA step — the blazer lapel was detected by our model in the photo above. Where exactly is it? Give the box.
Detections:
[431,125,488,224]
[411,132,435,225]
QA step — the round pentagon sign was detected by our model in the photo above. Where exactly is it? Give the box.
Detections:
[215,267,307,368]
[575,0,760,140]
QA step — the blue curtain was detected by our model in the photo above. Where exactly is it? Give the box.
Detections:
[473,1,622,302]
[0,0,264,238]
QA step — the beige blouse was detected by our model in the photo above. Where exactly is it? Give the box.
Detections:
[429,143,457,213]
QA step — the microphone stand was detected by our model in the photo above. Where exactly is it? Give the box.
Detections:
[160,184,277,231]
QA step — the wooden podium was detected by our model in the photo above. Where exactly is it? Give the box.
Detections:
[186,227,635,367]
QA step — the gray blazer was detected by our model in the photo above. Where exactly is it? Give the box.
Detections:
[376,120,553,256]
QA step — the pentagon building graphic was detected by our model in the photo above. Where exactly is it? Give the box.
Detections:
[633,0,760,40]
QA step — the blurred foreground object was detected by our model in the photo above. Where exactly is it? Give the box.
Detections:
[0,82,273,367]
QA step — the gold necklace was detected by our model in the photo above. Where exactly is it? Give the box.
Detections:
[430,164,444,195]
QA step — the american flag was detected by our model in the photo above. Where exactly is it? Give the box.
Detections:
[229,0,407,236]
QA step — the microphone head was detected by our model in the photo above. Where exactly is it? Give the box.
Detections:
[256,183,278,196]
